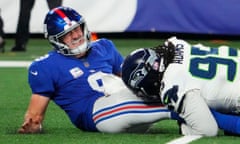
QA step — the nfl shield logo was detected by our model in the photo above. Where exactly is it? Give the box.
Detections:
[70,67,83,78]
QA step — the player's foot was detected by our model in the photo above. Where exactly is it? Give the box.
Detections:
[224,130,240,136]
[11,45,26,52]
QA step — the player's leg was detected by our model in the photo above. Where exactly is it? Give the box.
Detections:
[211,109,240,135]
[179,89,218,136]
[92,89,172,133]
[12,0,35,51]
[46,0,62,9]
[0,12,5,53]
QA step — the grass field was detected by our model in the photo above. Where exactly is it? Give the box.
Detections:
[1,38,240,144]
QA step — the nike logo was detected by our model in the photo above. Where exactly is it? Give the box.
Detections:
[30,71,38,76]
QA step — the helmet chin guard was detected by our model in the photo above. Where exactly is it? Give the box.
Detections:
[69,40,88,55]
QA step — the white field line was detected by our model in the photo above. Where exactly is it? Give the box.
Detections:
[166,135,203,144]
[0,61,32,67]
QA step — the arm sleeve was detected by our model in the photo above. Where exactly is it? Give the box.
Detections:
[28,62,55,97]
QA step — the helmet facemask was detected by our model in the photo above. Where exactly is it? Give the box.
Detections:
[124,49,165,102]
[47,20,91,56]
[135,59,163,102]
[43,6,91,56]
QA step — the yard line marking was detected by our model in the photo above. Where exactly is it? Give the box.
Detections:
[0,61,32,67]
[166,135,203,144]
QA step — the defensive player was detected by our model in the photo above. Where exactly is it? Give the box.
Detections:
[18,6,183,134]
[122,37,240,135]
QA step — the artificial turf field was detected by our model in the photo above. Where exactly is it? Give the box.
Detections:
[1,38,240,144]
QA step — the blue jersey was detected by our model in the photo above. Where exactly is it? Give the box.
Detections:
[28,39,124,131]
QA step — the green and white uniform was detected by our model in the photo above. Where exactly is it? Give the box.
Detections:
[162,37,240,114]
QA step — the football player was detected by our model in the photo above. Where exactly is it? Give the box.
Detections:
[18,6,183,134]
[122,37,240,135]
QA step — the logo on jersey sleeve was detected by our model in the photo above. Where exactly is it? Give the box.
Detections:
[30,70,38,76]
[70,67,84,78]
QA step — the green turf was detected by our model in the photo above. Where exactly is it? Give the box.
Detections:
[1,38,240,60]
[1,38,240,143]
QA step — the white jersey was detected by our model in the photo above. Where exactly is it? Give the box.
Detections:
[161,37,240,114]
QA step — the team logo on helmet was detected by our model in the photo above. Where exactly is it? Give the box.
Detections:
[129,65,148,88]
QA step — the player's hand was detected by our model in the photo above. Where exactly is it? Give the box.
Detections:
[18,118,42,134]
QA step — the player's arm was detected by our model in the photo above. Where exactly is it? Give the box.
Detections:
[18,94,50,134]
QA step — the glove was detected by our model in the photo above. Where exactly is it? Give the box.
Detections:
[18,118,42,134]
[162,85,185,113]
